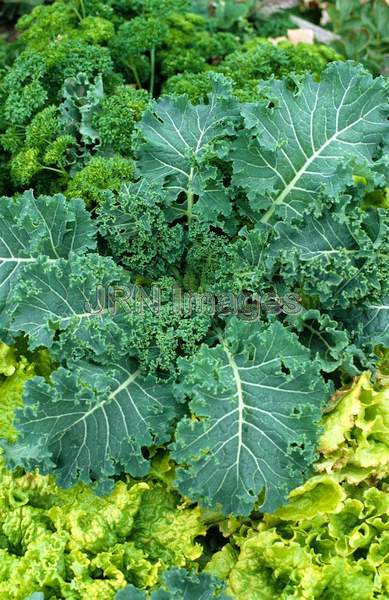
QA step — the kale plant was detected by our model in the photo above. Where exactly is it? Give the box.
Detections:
[0,59,387,517]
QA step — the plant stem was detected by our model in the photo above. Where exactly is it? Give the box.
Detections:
[186,166,195,226]
[149,46,156,97]
[130,65,142,89]
[260,204,275,224]
[79,0,86,19]
[42,166,67,176]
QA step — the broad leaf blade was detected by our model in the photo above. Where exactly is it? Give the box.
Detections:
[359,299,389,346]
[0,191,96,328]
[268,205,388,308]
[136,76,239,224]
[2,359,177,489]
[231,62,389,222]
[172,319,330,515]
[10,254,124,350]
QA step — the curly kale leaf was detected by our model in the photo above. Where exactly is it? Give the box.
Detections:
[1,358,177,489]
[268,204,389,309]
[97,182,184,279]
[171,319,330,516]
[0,190,96,330]
[116,568,231,599]
[136,75,239,225]
[286,309,357,374]
[60,72,105,146]
[9,254,126,351]
[335,296,389,355]
[231,62,389,223]
[9,252,211,376]
[356,298,389,348]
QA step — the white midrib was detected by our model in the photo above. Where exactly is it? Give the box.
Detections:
[260,103,380,223]
[73,368,140,427]
[0,256,57,263]
[368,304,389,310]
[224,346,244,473]
[46,369,141,435]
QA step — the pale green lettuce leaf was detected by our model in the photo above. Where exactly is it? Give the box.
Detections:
[318,372,389,481]
[131,484,206,566]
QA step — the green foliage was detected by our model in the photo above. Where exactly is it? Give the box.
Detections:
[0,190,96,332]
[60,72,105,146]
[318,372,389,481]
[1,367,387,599]
[93,86,149,154]
[160,13,239,79]
[0,342,52,443]
[0,3,388,598]
[206,374,389,600]
[0,461,207,598]
[9,106,76,185]
[116,569,231,599]
[66,155,135,206]
[230,62,388,222]
[162,71,214,103]
[45,39,115,87]
[190,0,254,32]
[97,183,184,278]
[163,39,342,102]
[2,358,177,490]
[328,0,389,75]
[218,38,342,100]
[268,204,388,309]
[208,480,389,599]
[1,62,388,516]
[1,51,47,125]
[16,2,78,49]
[172,318,329,515]
[136,75,239,226]
[254,12,294,38]
[16,1,115,49]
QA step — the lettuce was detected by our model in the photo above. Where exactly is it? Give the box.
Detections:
[207,479,389,599]
[0,464,207,598]
[318,372,389,481]
[206,374,389,599]
[0,352,388,599]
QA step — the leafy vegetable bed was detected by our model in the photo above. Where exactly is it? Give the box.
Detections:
[0,1,388,598]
